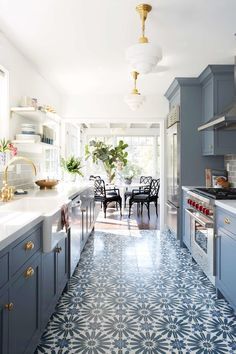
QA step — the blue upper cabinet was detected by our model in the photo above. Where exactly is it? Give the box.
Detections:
[199,65,235,156]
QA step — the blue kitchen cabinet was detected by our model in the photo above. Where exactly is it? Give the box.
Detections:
[41,237,68,329]
[216,207,236,312]
[165,76,224,242]
[9,255,41,354]
[0,292,8,354]
[41,248,57,329]
[199,65,235,156]
[0,222,43,354]
[57,237,68,295]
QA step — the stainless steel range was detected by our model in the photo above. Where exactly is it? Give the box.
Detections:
[185,188,236,285]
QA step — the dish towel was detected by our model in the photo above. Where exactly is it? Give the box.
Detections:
[61,204,69,232]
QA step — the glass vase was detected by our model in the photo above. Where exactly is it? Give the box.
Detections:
[0,152,8,172]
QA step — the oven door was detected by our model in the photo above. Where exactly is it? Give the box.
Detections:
[185,208,215,284]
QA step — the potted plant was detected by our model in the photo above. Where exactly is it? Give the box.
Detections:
[61,156,84,182]
[85,140,128,183]
[121,163,142,184]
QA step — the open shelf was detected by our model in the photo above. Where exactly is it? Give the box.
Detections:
[12,140,60,154]
[11,107,61,125]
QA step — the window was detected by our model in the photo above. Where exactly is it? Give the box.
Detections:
[84,134,160,179]
[116,136,158,178]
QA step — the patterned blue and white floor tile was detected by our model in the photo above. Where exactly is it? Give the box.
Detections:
[36,230,236,354]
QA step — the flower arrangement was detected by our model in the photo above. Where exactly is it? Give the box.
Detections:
[0,139,17,168]
[121,162,142,184]
[0,138,18,156]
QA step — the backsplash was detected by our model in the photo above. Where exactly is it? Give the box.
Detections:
[0,151,59,191]
[225,155,236,187]
[0,163,36,190]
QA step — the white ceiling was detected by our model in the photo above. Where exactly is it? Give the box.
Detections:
[0,0,236,115]
[83,122,159,129]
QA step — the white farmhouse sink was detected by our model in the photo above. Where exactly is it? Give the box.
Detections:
[0,197,71,252]
[0,197,67,213]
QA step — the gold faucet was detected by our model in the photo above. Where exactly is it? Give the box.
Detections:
[1,156,37,202]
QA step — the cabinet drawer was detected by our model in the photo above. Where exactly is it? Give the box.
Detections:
[12,226,41,275]
[216,208,236,235]
[0,253,9,290]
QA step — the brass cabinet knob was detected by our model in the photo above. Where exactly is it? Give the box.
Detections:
[55,246,62,253]
[5,303,14,311]
[24,266,34,279]
[224,217,231,225]
[24,241,35,251]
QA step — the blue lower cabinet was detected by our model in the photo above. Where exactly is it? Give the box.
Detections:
[41,249,57,329]
[216,208,236,312]
[56,237,68,295]
[216,226,236,311]
[0,253,9,291]
[0,291,8,354]
[9,255,41,354]
[41,237,68,329]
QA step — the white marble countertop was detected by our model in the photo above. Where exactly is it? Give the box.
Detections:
[0,182,93,252]
[0,212,43,252]
[215,200,236,215]
[24,181,93,200]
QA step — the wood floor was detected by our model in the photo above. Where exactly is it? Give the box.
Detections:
[95,202,160,230]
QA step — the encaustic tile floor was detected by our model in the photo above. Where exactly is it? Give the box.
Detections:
[36,230,236,354]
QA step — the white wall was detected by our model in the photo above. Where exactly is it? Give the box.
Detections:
[0,32,62,188]
[0,32,62,138]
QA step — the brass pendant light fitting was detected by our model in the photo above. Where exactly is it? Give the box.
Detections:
[131,71,140,95]
[136,4,152,43]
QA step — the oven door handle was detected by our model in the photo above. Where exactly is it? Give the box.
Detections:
[185,208,213,228]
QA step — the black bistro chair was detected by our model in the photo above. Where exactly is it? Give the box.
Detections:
[124,175,152,207]
[94,178,122,218]
[90,175,118,197]
[128,178,160,219]
[89,175,101,181]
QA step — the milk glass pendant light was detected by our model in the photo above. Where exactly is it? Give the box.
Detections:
[126,4,162,74]
[124,71,145,110]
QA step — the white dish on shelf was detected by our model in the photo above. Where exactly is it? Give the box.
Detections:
[21,131,36,135]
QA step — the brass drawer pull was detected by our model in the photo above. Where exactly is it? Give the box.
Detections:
[224,217,231,225]
[55,246,62,254]
[24,241,35,251]
[5,303,14,311]
[24,267,34,279]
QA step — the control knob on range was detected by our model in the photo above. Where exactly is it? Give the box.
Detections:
[205,209,210,216]
[198,205,203,212]
[192,201,196,207]
[195,203,199,210]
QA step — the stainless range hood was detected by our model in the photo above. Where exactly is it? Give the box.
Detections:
[198,57,236,131]
[198,103,236,131]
